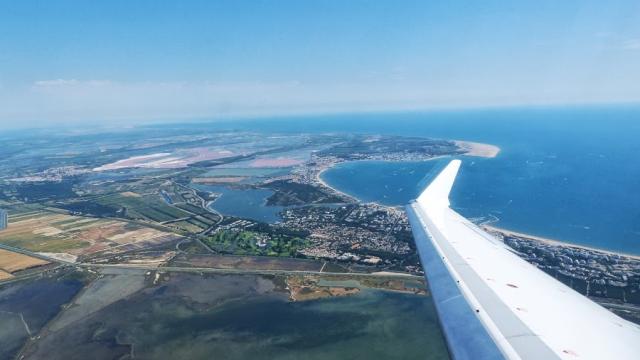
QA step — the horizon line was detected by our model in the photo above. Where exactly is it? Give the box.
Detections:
[1,100,639,133]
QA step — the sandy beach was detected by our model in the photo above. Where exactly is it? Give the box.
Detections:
[315,166,359,203]
[484,224,640,260]
[455,140,501,158]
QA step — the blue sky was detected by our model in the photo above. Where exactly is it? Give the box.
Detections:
[1,0,639,126]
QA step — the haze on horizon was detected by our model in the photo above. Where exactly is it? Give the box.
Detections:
[1,0,639,129]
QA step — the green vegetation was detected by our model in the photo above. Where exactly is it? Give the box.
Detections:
[261,180,345,206]
[104,194,190,222]
[174,202,206,215]
[203,167,286,177]
[3,203,45,215]
[319,135,461,160]
[14,181,78,202]
[1,233,91,253]
[59,192,196,225]
[169,221,203,233]
[53,181,223,235]
[203,230,308,257]
[57,200,121,217]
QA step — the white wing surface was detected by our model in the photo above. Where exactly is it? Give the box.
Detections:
[406,160,640,360]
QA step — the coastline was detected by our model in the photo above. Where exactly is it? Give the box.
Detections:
[314,155,447,207]
[483,224,640,261]
[315,166,359,203]
[455,140,501,158]
[315,157,638,261]
[313,136,501,201]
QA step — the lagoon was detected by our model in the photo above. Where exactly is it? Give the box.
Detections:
[191,184,284,223]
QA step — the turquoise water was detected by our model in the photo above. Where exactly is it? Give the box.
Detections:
[233,105,640,255]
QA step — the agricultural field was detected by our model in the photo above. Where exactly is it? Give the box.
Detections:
[0,211,181,260]
[0,249,49,278]
[59,187,220,234]
[65,192,191,222]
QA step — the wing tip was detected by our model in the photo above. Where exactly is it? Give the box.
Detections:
[416,159,461,208]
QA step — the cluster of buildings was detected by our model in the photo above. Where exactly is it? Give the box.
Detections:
[496,232,640,304]
[342,204,410,234]
[8,166,90,183]
[280,204,415,270]
[289,155,340,185]
[214,219,256,233]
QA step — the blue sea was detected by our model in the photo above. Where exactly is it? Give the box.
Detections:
[225,105,640,255]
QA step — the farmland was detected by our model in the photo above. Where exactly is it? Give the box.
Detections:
[0,210,181,260]
[59,181,221,234]
[0,249,49,274]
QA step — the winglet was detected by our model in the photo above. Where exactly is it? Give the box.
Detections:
[416,159,461,210]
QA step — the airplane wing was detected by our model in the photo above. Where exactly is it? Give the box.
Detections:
[405,160,640,360]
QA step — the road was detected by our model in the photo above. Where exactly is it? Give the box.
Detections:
[78,262,422,279]
[168,181,222,250]
[0,242,421,281]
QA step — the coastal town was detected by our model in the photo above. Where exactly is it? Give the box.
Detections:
[281,204,419,272]
[2,2,639,357]
[1,129,639,329]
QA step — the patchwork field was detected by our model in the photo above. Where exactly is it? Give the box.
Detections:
[96,193,192,222]
[0,249,49,274]
[57,188,220,234]
[0,211,181,259]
